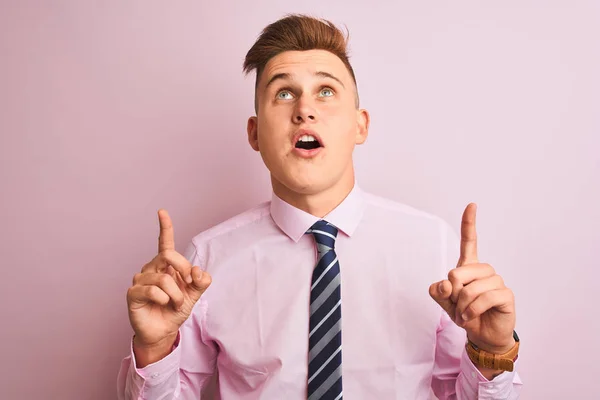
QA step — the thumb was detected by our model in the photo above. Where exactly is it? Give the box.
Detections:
[187,266,212,301]
[429,279,454,315]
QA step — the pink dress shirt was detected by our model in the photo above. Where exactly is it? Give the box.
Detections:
[117,184,523,399]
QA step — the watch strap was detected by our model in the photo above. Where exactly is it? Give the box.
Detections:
[466,330,520,372]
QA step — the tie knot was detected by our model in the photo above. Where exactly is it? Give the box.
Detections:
[307,220,338,251]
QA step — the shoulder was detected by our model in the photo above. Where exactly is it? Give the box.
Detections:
[184,201,272,262]
[360,190,456,236]
[359,190,460,267]
[362,191,442,222]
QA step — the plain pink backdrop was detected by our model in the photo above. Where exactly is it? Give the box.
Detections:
[1,1,598,399]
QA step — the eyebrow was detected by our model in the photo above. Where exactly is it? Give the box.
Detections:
[265,71,346,89]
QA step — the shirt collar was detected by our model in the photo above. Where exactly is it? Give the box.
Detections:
[270,182,366,242]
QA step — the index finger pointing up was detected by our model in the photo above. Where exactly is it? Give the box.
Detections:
[158,209,175,253]
[458,203,478,266]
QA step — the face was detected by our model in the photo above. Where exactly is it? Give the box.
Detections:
[247,49,369,200]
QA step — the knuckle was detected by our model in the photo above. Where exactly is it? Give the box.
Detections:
[505,288,515,302]
[132,273,143,285]
[459,286,473,302]
[145,285,159,298]
[157,273,172,287]
[495,274,505,287]
[447,269,459,281]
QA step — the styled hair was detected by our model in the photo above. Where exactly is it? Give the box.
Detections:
[243,14,359,110]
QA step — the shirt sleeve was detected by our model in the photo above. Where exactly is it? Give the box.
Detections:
[431,221,523,399]
[117,242,218,400]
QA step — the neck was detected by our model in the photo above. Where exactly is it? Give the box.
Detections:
[272,170,355,218]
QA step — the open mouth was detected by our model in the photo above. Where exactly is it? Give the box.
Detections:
[295,134,322,150]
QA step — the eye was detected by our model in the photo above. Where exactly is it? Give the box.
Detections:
[319,87,334,97]
[276,90,294,100]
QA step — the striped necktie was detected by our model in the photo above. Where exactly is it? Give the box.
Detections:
[306,220,343,400]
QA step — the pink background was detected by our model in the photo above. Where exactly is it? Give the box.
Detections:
[1,1,598,399]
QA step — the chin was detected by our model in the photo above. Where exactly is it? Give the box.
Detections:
[284,173,342,196]
[270,171,320,193]
[288,179,323,194]
[268,157,352,197]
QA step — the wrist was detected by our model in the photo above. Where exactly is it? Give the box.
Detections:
[468,339,516,380]
[469,337,516,355]
[133,332,178,369]
[466,330,520,378]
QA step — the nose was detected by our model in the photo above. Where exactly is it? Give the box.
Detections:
[293,97,317,124]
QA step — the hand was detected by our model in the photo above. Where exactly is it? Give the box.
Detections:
[429,203,516,354]
[126,210,212,364]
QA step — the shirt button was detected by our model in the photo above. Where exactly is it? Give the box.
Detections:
[151,373,160,379]
[471,372,477,379]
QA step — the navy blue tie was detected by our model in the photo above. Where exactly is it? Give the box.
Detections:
[306,220,343,400]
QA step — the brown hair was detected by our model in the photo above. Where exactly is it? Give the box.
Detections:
[243,14,358,110]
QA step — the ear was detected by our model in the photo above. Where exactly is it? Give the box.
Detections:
[247,116,259,151]
[355,108,370,145]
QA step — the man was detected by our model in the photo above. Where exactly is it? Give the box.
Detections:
[117,14,522,399]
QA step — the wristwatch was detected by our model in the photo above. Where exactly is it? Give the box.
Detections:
[465,330,520,372]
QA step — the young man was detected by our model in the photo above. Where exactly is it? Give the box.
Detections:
[118,14,522,399]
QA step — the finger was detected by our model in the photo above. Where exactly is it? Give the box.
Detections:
[140,254,169,274]
[458,203,478,266]
[429,279,454,316]
[187,266,212,299]
[133,262,180,285]
[133,272,185,309]
[455,275,505,320]
[461,288,515,322]
[158,209,175,253]
[127,284,170,308]
[166,265,186,288]
[158,249,193,284]
[140,261,159,274]
[142,250,193,281]
[448,263,495,303]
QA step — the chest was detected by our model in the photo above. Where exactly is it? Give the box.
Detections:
[202,235,443,376]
